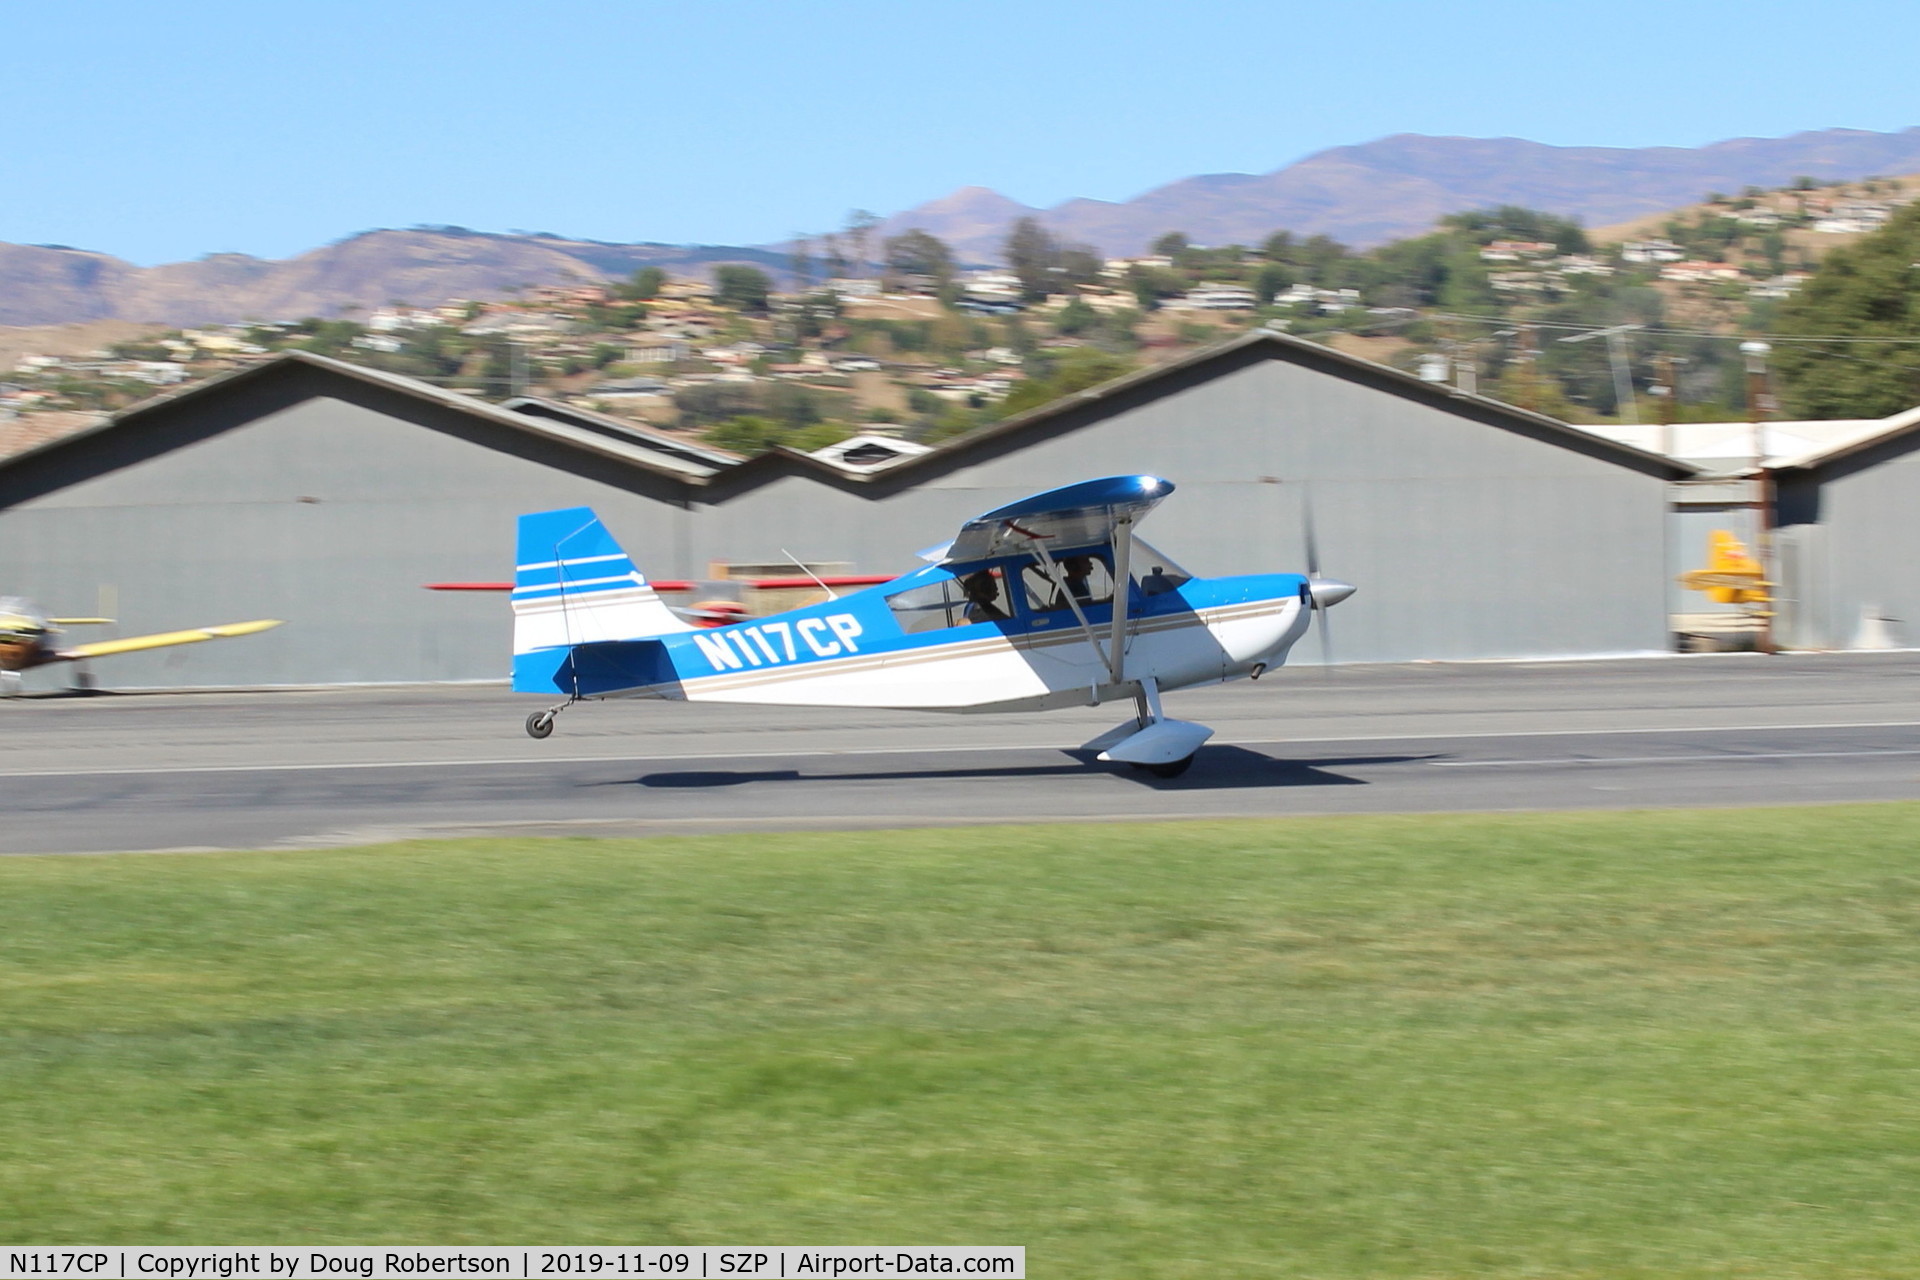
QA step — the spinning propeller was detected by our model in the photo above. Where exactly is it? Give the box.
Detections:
[1300,489,1356,669]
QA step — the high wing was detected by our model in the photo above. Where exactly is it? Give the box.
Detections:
[59,619,283,662]
[923,475,1175,565]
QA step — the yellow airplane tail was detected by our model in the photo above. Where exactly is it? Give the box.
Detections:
[1678,530,1769,606]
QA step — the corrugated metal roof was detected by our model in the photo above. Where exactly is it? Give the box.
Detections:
[0,331,1706,492]
[1769,403,1920,471]
[0,351,710,483]
[499,395,741,471]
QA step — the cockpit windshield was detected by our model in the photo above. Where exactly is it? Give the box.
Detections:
[0,597,48,641]
[1130,537,1192,597]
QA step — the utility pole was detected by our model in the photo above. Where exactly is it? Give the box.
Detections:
[1558,323,1644,425]
[1741,339,1777,654]
[1517,323,1539,411]
[1440,316,1475,394]
[1651,353,1689,456]
[508,340,528,398]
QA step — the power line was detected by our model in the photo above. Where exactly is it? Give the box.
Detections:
[1429,311,1920,345]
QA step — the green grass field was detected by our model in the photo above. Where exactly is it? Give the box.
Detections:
[6,807,1920,1276]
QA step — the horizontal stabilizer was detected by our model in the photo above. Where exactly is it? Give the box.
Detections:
[62,619,282,661]
[512,636,677,697]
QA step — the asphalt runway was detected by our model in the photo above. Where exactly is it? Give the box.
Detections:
[4,652,1920,854]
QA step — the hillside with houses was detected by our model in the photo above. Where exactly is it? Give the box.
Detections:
[5,173,1916,463]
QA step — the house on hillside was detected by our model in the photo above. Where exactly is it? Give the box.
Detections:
[1180,284,1258,310]
[1660,261,1744,284]
[1479,240,1556,261]
[628,336,691,365]
[1621,239,1686,264]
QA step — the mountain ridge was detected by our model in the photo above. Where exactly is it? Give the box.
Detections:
[7,126,1920,329]
[0,230,787,329]
[879,126,1920,259]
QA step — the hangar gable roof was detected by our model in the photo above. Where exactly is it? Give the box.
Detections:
[0,350,711,484]
[1770,402,1920,472]
[703,328,1698,497]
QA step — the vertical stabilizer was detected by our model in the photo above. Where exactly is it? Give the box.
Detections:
[512,507,693,655]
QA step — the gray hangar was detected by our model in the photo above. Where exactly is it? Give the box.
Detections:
[1772,411,1920,651]
[0,336,1688,689]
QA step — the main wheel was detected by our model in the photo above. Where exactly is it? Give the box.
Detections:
[1143,754,1194,779]
[525,710,555,740]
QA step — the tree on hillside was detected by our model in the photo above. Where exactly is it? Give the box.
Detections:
[1771,202,1920,418]
[1252,261,1295,305]
[714,264,772,313]
[819,232,850,281]
[1126,263,1184,310]
[703,414,787,454]
[1440,206,1588,254]
[1053,298,1099,336]
[1005,217,1060,303]
[845,210,882,278]
[1056,242,1104,291]
[1151,231,1191,259]
[996,347,1136,417]
[788,235,814,292]
[611,266,666,301]
[884,229,956,293]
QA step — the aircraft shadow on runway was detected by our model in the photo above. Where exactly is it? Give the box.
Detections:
[6,686,119,700]
[616,745,1435,792]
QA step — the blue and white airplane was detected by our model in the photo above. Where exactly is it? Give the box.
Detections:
[510,475,1354,777]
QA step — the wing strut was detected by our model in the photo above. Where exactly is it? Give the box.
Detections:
[1011,514,1134,690]
[1024,534,1112,677]
[1105,516,1133,685]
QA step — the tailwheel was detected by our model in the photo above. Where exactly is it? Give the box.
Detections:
[525,710,556,740]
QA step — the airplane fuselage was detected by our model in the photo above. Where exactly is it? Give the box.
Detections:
[0,600,56,673]
[513,567,1313,713]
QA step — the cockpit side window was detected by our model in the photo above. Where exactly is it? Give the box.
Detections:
[886,567,1013,632]
[1021,552,1114,613]
[886,579,966,633]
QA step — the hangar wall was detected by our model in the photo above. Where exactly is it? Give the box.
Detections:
[0,344,1679,687]
[691,348,1675,664]
[1775,436,1920,650]
[0,368,694,688]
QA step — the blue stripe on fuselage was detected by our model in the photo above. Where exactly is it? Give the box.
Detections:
[510,564,1313,697]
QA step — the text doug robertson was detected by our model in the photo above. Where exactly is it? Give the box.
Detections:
[133,1257,509,1278]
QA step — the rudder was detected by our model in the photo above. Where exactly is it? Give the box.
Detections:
[512,507,692,657]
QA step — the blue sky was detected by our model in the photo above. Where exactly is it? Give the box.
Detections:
[5,0,1918,265]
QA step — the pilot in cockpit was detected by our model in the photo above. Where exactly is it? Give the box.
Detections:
[961,570,1009,623]
[1058,556,1096,608]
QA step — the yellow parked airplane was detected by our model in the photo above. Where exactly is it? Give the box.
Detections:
[0,596,281,693]
[1678,530,1770,607]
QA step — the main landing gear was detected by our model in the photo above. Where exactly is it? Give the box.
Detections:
[1080,676,1213,779]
